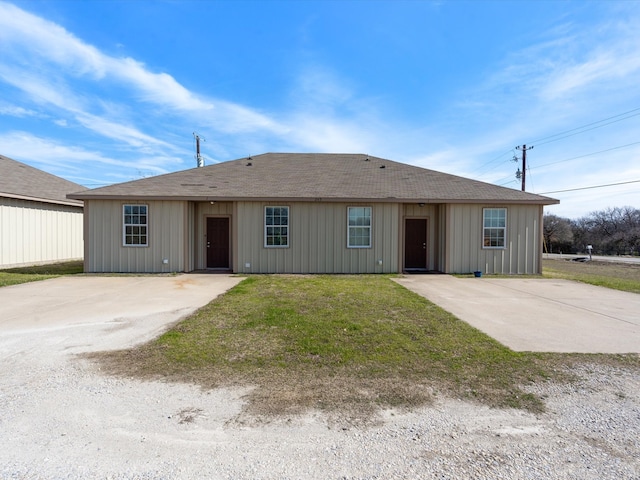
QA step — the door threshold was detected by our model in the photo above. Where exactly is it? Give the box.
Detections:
[403,269,443,274]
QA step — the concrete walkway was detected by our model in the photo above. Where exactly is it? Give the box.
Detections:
[394,276,640,353]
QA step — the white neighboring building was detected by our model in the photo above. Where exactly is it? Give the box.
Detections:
[0,154,84,268]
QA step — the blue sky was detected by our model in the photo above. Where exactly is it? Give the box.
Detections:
[1,0,639,218]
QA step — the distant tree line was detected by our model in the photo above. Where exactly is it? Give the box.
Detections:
[543,206,640,256]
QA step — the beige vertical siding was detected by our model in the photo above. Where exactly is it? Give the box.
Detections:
[184,202,196,272]
[194,202,234,270]
[84,199,186,273]
[0,198,83,268]
[437,204,448,272]
[446,204,541,274]
[235,201,399,273]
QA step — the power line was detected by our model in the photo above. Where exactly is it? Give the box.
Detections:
[539,179,640,195]
[469,149,514,176]
[535,114,640,147]
[530,141,640,170]
[478,107,640,186]
[528,106,640,146]
[489,141,640,189]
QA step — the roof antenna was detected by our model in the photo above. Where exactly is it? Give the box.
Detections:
[193,132,205,167]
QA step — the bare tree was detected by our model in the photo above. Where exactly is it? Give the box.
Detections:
[579,206,640,255]
[543,213,573,253]
[570,217,591,254]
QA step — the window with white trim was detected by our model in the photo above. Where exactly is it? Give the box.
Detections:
[265,206,289,247]
[123,204,148,246]
[347,206,371,248]
[483,208,506,248]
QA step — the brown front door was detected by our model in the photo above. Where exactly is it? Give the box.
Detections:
[405,218,427,270]
[206,217,230,269]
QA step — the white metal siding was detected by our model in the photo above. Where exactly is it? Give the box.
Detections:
[84,199,186,273]
[235,201,399,273]
[0,197,83,268]
[446,204,541,274]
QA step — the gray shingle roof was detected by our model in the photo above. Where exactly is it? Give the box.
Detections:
[69,153,558,205]
[0,155,84,206]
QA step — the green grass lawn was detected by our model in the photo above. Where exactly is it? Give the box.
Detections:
[0,261,83,287]
[543,259,640,293]
[92,274,600,420]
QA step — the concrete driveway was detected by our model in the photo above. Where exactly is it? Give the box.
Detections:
[0,274,243,353]
[394,276,640,353]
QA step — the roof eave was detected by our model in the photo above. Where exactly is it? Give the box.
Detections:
[70,193,559,205]
[3,191,84,207]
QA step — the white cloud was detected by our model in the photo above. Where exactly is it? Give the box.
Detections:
[0,1,285,137]
[0,67,84,111]
[112,57,208,111]
[73,112,173,150]
[0,131,175,183]
[541,47,640,101]
[0,104,42,118]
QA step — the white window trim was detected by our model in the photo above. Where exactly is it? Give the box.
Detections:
[264,206,290,248]
[482,207,507,249]
[347,206,372,249]
[122,204,149,247]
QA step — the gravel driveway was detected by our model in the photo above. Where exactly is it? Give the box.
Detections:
[1,275,639,479]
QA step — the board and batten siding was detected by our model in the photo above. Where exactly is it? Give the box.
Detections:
[235,201,400,273]
[446,204,543,274]
[0,197,83,268]
[84,199,186,273]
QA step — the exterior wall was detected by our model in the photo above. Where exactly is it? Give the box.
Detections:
[81,199,544,275]
[437,204,448,272]
[84,199,186,273]
[446,203,542,274]
[184,202,196,272]
[0,197,83,268]
[235,201,400,273]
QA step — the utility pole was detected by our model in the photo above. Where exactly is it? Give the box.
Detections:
[193,132,205,167]
[515,144,533,192]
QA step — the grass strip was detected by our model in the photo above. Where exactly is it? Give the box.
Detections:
[0,261,83,287]
[542,259,640,293]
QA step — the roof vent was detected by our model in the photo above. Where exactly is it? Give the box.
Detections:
[246,162,252,166]
[364,156,369,161]
[246,156,252,166]
[379,165,386,169]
